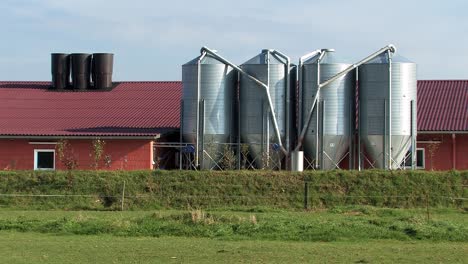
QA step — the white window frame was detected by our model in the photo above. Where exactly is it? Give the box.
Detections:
[34,149,56,170]
[416,148,425,169]
[404,148,425,170]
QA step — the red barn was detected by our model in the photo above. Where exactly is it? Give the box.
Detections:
[416,80,468,170]
[0,81,181,170]
[0,80,466,171]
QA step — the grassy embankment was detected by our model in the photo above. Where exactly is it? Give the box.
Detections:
[0,170,465,210]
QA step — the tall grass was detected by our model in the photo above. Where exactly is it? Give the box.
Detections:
[0,208,466,242]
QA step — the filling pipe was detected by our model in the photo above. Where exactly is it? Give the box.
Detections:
[295,44,397,152]
[266,51,270,162]
[297,50,322,139]
[388,50,392,169]
[295,49,330,151]
[265,50,291,153]
[195,51,207,166]
[200,46,288,155]
[315,51,327,168]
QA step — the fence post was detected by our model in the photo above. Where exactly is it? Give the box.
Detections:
[425,192,430,221]
[121,180,126,211]
[304,181,309,210]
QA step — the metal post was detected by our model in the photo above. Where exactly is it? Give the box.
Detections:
[179,100,184,170]
[383,100,387,169]
[261,100,265,169]
[358,99,361,171]
[410,100,416,170]
[200,99,205,169]
[266,102,270,168]
[316,101,320,169]
[121,180,126,211]
[196,63,200,167]
[237,74,241,170]
[304,181,309,209]
[321,100,325,168]
[349,100,353,169]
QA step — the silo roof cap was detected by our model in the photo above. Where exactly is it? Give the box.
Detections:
[183,53,226,65]
[365,53,415,64]
[242,51,287,65]
[303,51,352,65]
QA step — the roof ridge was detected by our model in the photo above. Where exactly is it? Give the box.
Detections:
[117,81,181,83]
[418,79,468,82]
[0,81,183,84]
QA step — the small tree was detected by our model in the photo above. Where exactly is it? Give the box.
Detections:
[220,145,236,170]
[240,144,250,169]
[56,139,78,187]
[91,138,106,170]
[103,154,112,169]
[427,142,439,171]
[56,139,78,171]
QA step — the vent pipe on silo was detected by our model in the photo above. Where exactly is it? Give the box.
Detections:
[358,48,416,170]
[200,47,288,156]
[92,53,114,89]
[296,49,356,170]
[51,53,70,89]
[71,53,92,90]
[295,44,396,152]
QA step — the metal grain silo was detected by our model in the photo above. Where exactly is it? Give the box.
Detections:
[301,51,356,170]
[239,50,291,169]
[359,54,417,169]
[182,53,236,169]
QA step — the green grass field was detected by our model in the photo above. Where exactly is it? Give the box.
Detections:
[0,231,466,264]
[0,208,466,263]
[0,170,465,263]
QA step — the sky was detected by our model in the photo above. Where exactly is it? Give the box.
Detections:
[0,0,467,81]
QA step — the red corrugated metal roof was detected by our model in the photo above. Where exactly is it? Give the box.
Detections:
[1,80,466,137]
[0,81,182,137]
[417,80,468,132]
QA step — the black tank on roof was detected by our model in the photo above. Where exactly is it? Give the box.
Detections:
[51,53,70,89]
[92,53,114,89]
[71,53,92,90]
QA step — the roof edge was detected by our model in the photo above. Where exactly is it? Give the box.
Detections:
[0,135,160,140]
[417,131,468,134]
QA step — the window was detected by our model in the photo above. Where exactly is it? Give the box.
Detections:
[404,148,425,169]
[34,149,55,170]
[416,148,425,169]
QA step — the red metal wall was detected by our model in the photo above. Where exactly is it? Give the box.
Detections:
[2,134,467,171]
[0,139,153,170]
[417,133,468,171]
[336,133,468,171]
